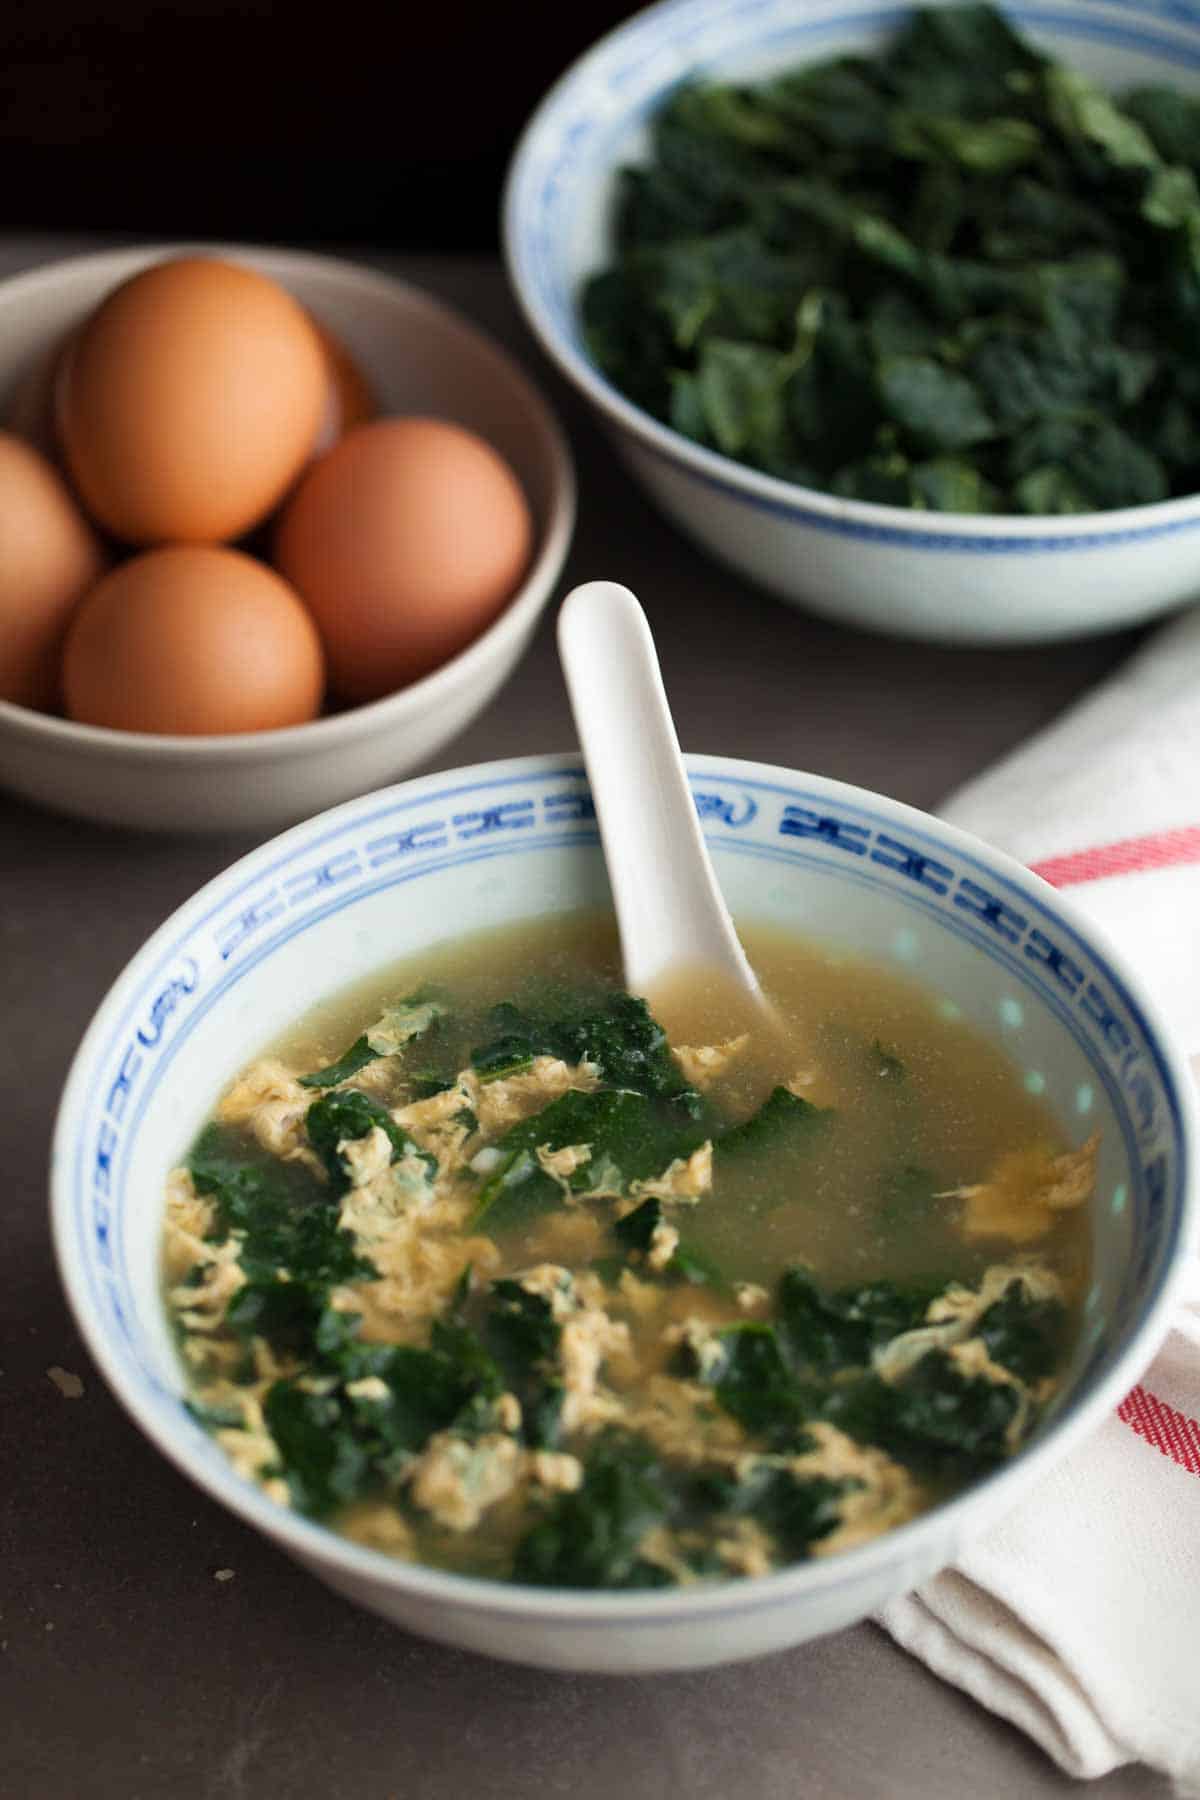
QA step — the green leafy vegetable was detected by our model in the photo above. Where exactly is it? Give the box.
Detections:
[582,4,1200,512]
[612,1196,728,1290]
[685,1265,1027,1478]
[880,1351,1021,1465]
[697,1457,851,1558]
[612,1196,662,1254]
[471,989,703,1114]
[264,1338,492,1516]
[976,1279,1068,1383]
[298,994,446,1089]
[1124,86,1200,170]
[512,1432,675,1588]
[715,1085,828,1163]
[703,1323,811,1442]
[406,1072,457,1100]
[304,1088,434,1186]
[479,1279,564,1448]
[178,964,1073,1582]
[222,1281,329,1354]
[777,1267,936,1374]
[471,1087,709,1231]
[183,1087,431,1353]
[255,1272,581,1517]
[670,1240,728,1289]
[298,1035,379,1090]
[876,356,995,452]
[187,1124,372,1351]
[817,1351,1023,1475]
[263,1383,370,1515]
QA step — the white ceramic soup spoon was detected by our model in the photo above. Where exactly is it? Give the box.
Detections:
[557,579,780,1043]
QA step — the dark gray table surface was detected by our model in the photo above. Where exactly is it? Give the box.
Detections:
[0,240,1170,1799]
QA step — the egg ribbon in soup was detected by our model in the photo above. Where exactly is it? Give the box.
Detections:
[164,913,1094,1587]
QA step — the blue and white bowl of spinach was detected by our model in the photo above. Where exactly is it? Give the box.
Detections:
[505,0,1200,643]
[51,753,1196,1671]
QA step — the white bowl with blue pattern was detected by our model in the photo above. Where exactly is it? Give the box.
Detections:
[504,0,1200,645]
[51,753,1197,1671]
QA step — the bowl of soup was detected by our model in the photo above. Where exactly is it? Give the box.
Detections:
[51,753,1196,1671]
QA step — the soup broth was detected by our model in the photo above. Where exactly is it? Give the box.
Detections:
[164,911,1094,1589]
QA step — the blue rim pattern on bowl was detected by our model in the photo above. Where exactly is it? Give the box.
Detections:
[504,0,1200,552]
[54,756,1194,1625]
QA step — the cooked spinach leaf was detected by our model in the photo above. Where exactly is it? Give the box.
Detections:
[471,1087,709,1231]
[258,1273,579,1517]
[672,1240,728,1289]
[715,1085,828,1163]
[305,1088,434,1186]
[612,1196,727,1290]
[179,955,1072,1581]
[698,1457,850,1559]
[1125,86,1200,171]
[612,1196,661,1253]
[479,1279,564,1448]
[880,1350,1021,1465]
[777,1267,936,1374]
[188,1124,371,1296]
[700,1322,811,1443]
[976,1279,1068,1383]
[223,1281,328,1354]
[686,1265,1020,1478]
[822,1356,1019,1475]
[682,1269,939,1442]
[262,1383,369,1515]
[298,994,446,1089]
[471,989,703,1115]
[406,1072,457,1100]
[354,1343,490,1453]
[264,1337,489,1516]
[298,1034,379,1090]
[512,1432,674,1588]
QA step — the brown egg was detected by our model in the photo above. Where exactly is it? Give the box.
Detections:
[310,320,376,453]
[0,431,107,709]
[62,545,325,735]
[58,257,328,545]
[274,417,533,702]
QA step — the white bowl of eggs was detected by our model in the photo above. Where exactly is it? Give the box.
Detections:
[0,244,575,832]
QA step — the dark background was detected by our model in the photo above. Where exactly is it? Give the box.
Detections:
[0,1,636,250]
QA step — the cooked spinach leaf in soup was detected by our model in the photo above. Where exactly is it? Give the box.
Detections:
[164,913,1095,1588]
[583,2,1200,514]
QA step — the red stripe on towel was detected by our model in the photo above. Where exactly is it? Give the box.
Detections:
[1118,1384,1200,1474]
[1031,826,1200,888]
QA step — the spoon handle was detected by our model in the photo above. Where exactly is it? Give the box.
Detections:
[557,580,763,1003]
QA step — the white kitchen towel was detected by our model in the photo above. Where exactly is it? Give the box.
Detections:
[878,605,1200,1788]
